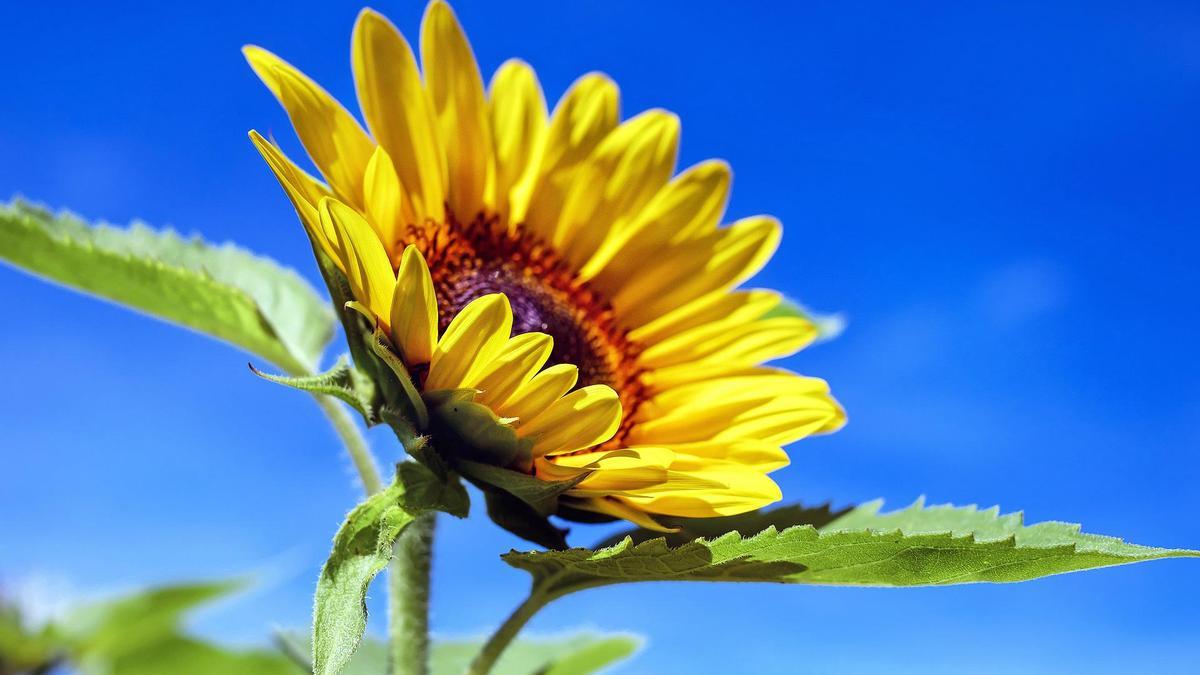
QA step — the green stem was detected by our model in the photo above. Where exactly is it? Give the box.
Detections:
[390,513,436,675]
[466,589,555,675]
[311,393,383,495]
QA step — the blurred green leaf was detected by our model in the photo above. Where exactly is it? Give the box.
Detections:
[104,636,299,675]
[313,462,467,675]
[505,498,1199,596]
[0,200,334,373]
[278,630,640,675]
[434,633,640,675]
[62,580,243,663]
[0,601,63,674]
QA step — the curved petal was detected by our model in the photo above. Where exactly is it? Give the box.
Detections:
[320,197,395,320]
[352,8,446,223]
[518,385,622,457]
[474,332,554,408]
[244,46,374,208]
[421,0,494,220]
[521,73,619,240]
[363,145,413,250]
[488,58,548,225]
[426,293,512,390]
[628,288,780,346]
[556,109,680,267]
[496,363,579,423]
[639,316,818,370]
[248,130,335,259]
[583,159,731,284]
[390,245,439,365]
[611,215,782,328]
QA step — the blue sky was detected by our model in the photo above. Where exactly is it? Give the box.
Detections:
[2,1,1199,673]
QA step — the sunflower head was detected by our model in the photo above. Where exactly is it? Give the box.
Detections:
[247,1,845,546]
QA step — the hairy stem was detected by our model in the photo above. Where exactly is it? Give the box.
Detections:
[390,513,436,675]
[466,590,555,675]
[311,393,383,495]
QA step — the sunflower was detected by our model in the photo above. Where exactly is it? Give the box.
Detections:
[245,1,844,532]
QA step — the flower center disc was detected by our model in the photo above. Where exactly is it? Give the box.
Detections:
[408,214,645,434]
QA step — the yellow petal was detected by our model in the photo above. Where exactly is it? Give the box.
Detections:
[639,316,818,370]
[521,73,619,240]
[389,245,439,365]
[622,469,782,517]
[611,215,781,328]
[248,130,336,260]
[243,46,374,208]
[319,197,395,320]
[557,110,680,269]
[496,363,578,423]
[583,159,731,284]
[629,288,780,346]
[628,392,841,446]
[546,446,675,471]
[517,385,622,457]
[563,496,674,532]
[474,332,554,409]
[645,370,833,413]
[427,293,512,391]
[661,440,790,473]
[351,8,446,223]
[363,145,414,251]
[488,58,548,225]
[421,0,493,220]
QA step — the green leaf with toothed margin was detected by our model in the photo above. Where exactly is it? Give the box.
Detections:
[0,200,335,374]
[503,498,1198,597]
[597,500,853,548]
[312,462,467,675]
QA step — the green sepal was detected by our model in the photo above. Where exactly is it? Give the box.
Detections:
[424,390,530,467]
[250,356,377,424]
[359,316,429,430]
[456,460,588,518]
[454,459,590,550]
[483,490,571,550]
[308,243,431,435]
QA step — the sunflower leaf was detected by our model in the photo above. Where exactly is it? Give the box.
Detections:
[250,356,376,423]
[100,636,301,675]
[61,579,245,663]
[596,500,853,547]
[313,461,467,675]
[0,200,334,374]
[504,499,1198,596]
